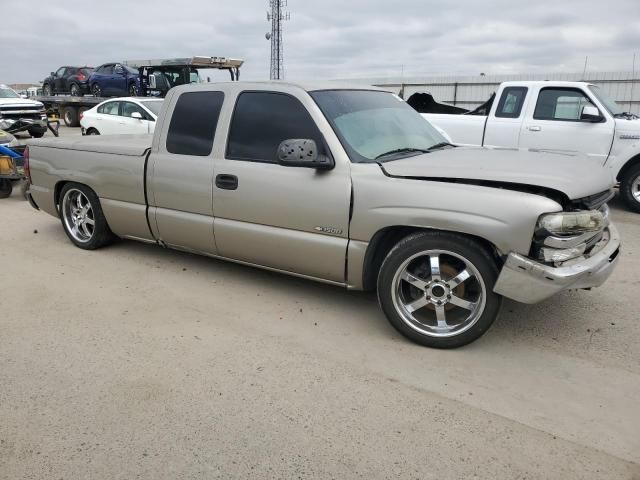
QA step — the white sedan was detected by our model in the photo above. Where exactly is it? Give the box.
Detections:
[80,97,163,136]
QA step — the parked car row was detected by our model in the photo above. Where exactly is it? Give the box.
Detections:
[42,63,141,98]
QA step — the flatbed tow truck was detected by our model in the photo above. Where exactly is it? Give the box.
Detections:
[32,56,243,133]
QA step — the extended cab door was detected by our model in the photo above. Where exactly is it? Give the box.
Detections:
[482,86,530,147]
[210,89,351,283]
[147,90,225,255]
[519,86,614,163]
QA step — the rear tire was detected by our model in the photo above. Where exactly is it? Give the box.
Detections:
[0,179,12,199]
[86,128,100,135]
[91,84,102,97]
[62,107,80,127]
[59,183,115,250]
[620,163,640,213]
[377,231,502,349]
[128,83,138,96]
[70,83,84,97]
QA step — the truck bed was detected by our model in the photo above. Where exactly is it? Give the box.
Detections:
[30,134,153,156]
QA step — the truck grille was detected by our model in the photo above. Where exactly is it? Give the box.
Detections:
[0,106,45,121]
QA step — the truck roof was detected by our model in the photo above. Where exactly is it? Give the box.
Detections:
[499,80,595,88]
[170,80,388,93]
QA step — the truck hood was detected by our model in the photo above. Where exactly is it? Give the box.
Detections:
[0,98,44,109]
[380,146,613,201]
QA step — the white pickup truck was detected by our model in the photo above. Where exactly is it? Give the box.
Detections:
[422,81,640,212]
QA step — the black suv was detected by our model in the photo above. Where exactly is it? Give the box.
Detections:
[42,66,94,97]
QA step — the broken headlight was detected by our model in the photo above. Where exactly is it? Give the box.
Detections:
[537,209,605,237]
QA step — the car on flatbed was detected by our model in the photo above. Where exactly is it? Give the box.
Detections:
[24,81,621,348]
[42,66,94,97]
[421,81,640,212]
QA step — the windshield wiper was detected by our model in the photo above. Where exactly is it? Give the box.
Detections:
[426,142,455,151]
[374,148,430,160]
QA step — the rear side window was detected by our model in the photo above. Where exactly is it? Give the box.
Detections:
[98,101,120,115]
[226,91,323,163]
[534,88,593,121]
[166,91,224,156]
[495,87,528,118]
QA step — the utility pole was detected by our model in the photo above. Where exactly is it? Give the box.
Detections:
[266,0,290,80]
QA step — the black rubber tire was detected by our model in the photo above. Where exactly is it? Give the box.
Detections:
[128,83,138,96]
[29,128,46,138]
[0,179,12,199]
[62,107,80,127]
[91,84,102,97]
[70,83,84,97]
[43,84,52,96]
[377,231,502,349]
[620,163,640,213]
[59,183,116,250]
[86,128,100,135]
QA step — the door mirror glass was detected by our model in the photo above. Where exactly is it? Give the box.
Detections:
[50,71,55,77]
[131,111,143,120]
[581,105,603,122]
[277,139,333,169]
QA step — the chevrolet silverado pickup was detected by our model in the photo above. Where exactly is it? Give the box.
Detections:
[25,82,621,348]
[421,81,640,212]
[0,84,47,138]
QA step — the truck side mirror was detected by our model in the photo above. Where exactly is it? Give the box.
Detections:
[277,139,334,170]
[581,105,603,122]
[50,72,55,77]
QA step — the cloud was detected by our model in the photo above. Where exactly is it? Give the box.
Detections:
[1,0,638,84]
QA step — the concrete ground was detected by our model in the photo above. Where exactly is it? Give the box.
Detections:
[1,128,639,479]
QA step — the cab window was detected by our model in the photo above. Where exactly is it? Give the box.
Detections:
[166,91,224,156]
[226,91,323,163]
[495,87,528,118]
[534,88,594,121]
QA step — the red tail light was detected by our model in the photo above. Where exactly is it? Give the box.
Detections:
[24,146,31,182]
[78,73,86,81]
[79,112,84,120]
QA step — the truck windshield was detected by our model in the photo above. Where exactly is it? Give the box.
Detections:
[0,88,20,99]
[588,85,623,115]
[311,90,447,163]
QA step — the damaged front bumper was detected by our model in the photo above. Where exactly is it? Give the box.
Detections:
[0,117,47,135]
[494,224,621,304]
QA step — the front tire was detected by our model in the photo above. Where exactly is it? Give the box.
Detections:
[620,163,640,213]
[0,179,12,199]
[29,128,46,138]
[59,183,115,249]
[43,84,52,96]
[86,128,100,135]
[377,231,502,349]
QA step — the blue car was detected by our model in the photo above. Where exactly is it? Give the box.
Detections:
[88,63,140,97]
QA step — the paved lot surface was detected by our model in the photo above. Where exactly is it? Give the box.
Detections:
[1,128,640,479]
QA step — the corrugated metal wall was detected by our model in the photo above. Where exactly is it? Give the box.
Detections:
[346,72,640,114]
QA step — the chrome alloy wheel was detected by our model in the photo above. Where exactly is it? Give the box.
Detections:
[632,175,640,201]
[391,249,487,338]
[62,189,95,243]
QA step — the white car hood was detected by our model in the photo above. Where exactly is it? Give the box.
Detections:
[380,146,613,201]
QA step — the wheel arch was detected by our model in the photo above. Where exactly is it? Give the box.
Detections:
[616,153,640,182]
[360,226,503,291]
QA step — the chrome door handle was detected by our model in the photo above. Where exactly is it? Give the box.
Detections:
[528,126,542,132]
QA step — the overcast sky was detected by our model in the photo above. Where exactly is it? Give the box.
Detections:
[3,0,639,84]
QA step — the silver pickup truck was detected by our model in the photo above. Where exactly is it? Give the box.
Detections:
[25,81,621,348]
